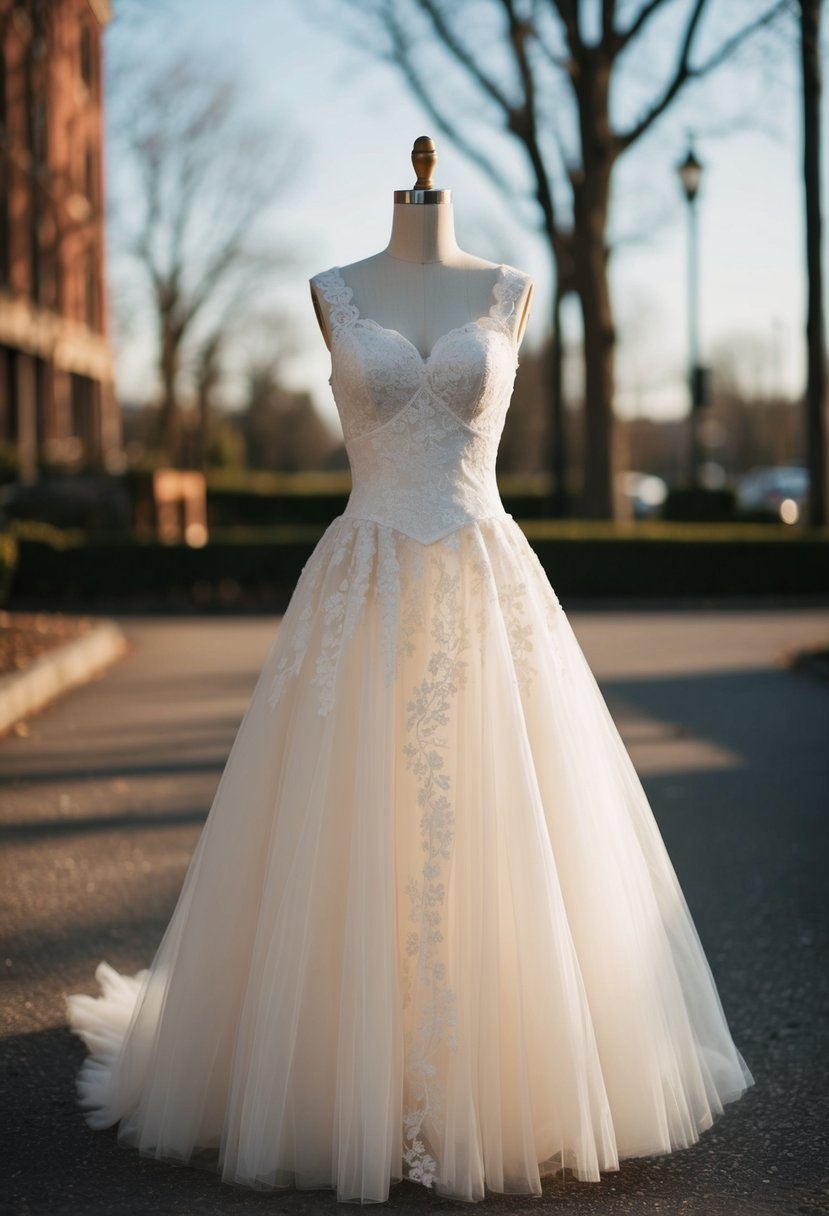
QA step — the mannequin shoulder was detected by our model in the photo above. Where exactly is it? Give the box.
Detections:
[309,253,382,313]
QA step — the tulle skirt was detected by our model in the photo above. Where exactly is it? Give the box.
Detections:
[66,512,753,1203]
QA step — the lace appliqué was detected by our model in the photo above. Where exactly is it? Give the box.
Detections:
[511,530,569,685]
[311,266,359,331]
[264,513,568,1192]
[267,258,536,710]
[467,526,537,693]
[491,262,526,328]
[266,516,557,717]
[308,262,532,545]
[499,580,536,692]
[401,551,466,1187]
[266,546,329,712]
[314,264,526,434]
[266,520,379,717]
[313,522,377,716]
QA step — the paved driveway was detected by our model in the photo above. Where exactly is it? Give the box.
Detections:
[2,608,827,1215]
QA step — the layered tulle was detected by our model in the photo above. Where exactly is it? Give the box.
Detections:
[66,513,753,1203]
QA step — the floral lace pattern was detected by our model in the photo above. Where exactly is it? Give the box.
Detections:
[266,515,569,719]
[400,551,466,1186]
[266,540,330,712]
[310,264,531,544]
[265,260,571,1185]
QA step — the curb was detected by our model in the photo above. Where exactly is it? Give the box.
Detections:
[790,647,829,682]
[0,619,128,736]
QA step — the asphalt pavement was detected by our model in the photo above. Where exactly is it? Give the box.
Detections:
[1,607,828,1216]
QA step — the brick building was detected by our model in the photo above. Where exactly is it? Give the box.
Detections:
[0,0,118,483]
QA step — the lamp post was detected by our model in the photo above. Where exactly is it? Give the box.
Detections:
[677,144,705,489]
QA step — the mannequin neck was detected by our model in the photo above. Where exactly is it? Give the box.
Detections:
[385,200,461,264]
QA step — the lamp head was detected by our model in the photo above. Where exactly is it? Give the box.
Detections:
[677,145,704,201]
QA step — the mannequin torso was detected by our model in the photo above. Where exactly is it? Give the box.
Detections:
[312,200,534,359]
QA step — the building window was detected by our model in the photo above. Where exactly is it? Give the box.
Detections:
[34,355,47,459]
[80,25,93,93]
[70,373,97,457]
[40,224,55,310]
[30,206,40,304]
[1,347,18,443]
[0,192,9,285]
[24,44,34,150]
[85,247,98,329]
[0,43,7,129]
[84,146,96,206]
[33,99,48,164]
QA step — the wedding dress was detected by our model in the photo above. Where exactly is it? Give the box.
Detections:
[66,262,753,1204]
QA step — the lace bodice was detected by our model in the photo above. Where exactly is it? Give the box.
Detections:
[313,263,531,544]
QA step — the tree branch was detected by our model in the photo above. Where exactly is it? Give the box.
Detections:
[615,0,669,53]
[617,0,789,150]
[601,0,617,48]
[692,0,790,81]
[383,4,519,198]
[496,0,560,236]
[550,0,582,54]
[527,0,573,71]
[617,0,706,149]
[415,0,514,115]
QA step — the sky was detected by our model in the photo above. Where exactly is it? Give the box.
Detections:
[105,0,829,435]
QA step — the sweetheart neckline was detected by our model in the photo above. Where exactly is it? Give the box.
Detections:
[330,263,512,365]
[336,314,514,371]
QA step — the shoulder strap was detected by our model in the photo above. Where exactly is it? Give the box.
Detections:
[489,264,532,343]
[311,266,360,335]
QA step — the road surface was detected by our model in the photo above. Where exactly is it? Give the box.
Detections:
[2,607,828,1215]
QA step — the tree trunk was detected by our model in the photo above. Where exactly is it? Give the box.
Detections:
[196,358,219,473]
[800,0,827,528]
[158,316,179,464]
[546,285,568,517]
[573,212,615,518]
[196,386,210,472]
[572,54,616,519]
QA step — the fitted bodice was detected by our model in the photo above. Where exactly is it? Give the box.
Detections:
[313,263,531,544]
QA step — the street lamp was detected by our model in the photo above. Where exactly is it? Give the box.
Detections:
[677,143,706,489]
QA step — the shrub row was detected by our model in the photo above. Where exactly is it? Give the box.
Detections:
[9,521,828,607]
[202,483,559,527]
[0,530,17,606]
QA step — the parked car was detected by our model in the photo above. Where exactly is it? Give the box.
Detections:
[735,466,809,525]
[619,471,668,519]
[0,475,132,537]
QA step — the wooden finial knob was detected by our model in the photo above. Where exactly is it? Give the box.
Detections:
[412,136,437,190]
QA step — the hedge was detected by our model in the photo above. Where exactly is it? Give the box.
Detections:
[0,531,18,606]
[204,473,558,529]
[8,520,828,606]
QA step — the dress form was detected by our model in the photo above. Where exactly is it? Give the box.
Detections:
[65,132,754,1207]
[311,138,534,359]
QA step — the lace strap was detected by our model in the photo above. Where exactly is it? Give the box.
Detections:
[489,264,532,342]
[311,266,360,334]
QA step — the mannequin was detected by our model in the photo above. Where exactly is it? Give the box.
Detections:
[311,136,534,359]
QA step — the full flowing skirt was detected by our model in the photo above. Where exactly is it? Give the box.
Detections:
[66,513,753,1203]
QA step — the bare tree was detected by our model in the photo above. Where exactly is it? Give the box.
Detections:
[193,328,223,472]
[117,55,294,461]
[797,0,827,526]
[242,361,338,473]
[341,0,788,517]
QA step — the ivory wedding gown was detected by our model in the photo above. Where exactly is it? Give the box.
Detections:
[67,263,753,1203]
